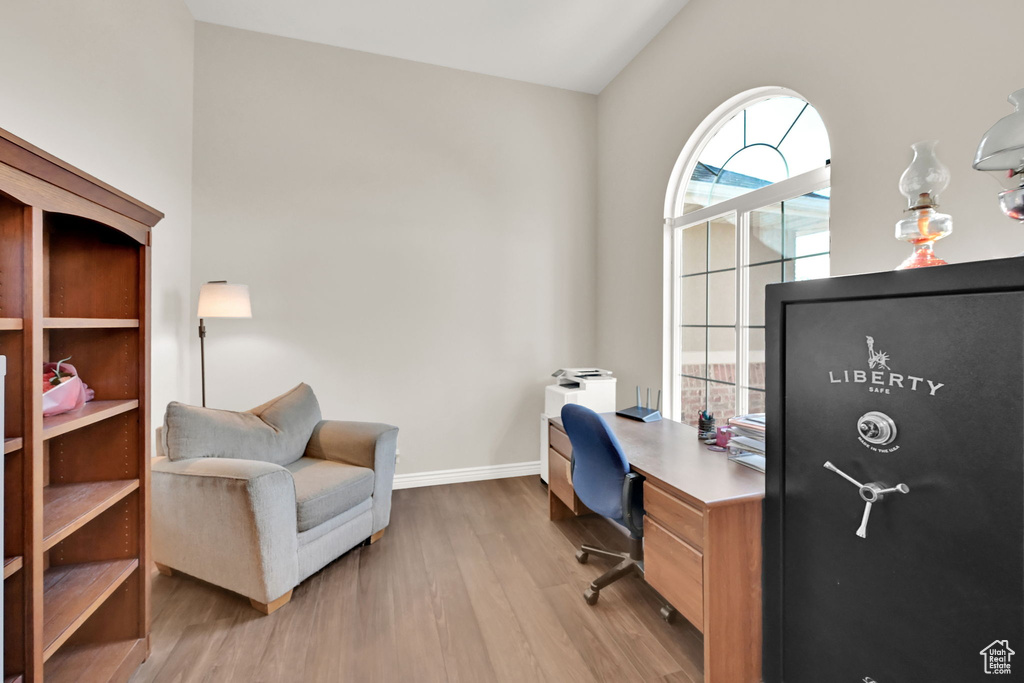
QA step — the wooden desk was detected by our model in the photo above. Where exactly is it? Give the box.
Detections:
[548,415,764,683]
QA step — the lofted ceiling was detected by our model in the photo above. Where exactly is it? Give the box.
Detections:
[183,0,690,94]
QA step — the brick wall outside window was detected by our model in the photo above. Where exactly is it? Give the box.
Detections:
[680,362,765,427]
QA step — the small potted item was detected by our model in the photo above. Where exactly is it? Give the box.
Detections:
[42,356,95,417]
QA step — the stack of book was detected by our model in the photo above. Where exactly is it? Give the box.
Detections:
[726,413,766,472]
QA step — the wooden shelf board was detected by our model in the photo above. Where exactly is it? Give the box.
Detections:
[43,559,138,661]
[42,399,138,441]
[44,637,146,683]
[4,674,24,683]
[43,317,139,329]
[44,480,139,551]
[4,555,23,579]
[4,437,23,454]
[0,318,23,330]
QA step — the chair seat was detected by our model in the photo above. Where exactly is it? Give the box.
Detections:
[286,457,375,532]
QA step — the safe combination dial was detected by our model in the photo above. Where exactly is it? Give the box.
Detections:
[823,461,909,538]
[857,411,897,446]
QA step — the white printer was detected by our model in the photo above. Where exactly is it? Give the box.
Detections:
[539,368,616,483]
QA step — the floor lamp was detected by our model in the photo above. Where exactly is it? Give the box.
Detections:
[197,281,252,407]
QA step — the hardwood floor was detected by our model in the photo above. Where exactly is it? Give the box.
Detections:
[131,477,705,682]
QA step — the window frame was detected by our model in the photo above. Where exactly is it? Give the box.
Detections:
[662,87,831,423]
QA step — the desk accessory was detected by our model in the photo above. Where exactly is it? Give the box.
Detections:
[894,140,952,269]
[616,386,661,422]
[697,410,715,439]
[973,88,1024,223]
[197,280,252,407]
[728,452,765,473]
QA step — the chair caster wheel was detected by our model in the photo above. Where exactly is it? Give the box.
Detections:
[575,550,589,564]
[660,605,676,623]
[584,588,599,605]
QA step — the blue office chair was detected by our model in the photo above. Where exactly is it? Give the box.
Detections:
[561,404,652,608]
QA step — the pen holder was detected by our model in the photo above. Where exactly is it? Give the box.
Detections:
[698,415,716,440]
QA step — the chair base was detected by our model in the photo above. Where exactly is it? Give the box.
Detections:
[575,536,644,605]
[576,537,678,620]
[154,562,173,577]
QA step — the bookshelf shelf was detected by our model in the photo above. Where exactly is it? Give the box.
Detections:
[4,437,23,454]
[42,560,138,660]
[0,318,23,330]
[43,481,139,551]
[4,556,23,580]
[44,638,146,683]
[41,400,138,441]
[42,318,139,329]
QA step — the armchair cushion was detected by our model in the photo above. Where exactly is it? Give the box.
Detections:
[162,383,322,466]
[285,457,375,532]
[305,420,398,533]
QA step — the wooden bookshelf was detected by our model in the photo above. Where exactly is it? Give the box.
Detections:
[0,126,161,682]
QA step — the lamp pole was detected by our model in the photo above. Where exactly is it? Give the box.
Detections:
[199,317,207,407]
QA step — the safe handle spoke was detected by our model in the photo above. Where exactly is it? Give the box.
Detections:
[824,461,863,489]
[856,501,873,538]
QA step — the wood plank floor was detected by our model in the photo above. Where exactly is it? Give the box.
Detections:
[131,477,705,683]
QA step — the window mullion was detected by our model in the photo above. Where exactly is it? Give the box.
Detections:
[736,210,750,416]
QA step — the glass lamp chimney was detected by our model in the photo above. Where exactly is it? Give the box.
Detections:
[895,141,952,270]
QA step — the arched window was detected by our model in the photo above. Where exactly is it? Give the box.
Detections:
[664,87,830,426]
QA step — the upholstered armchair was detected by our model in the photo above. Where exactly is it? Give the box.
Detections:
[151,384,398,614]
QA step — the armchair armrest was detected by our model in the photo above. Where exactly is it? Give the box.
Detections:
[305,421,398,533]
[152,456,298,603]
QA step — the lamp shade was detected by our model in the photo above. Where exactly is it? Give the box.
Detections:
[197,282,252,318]
[974,88,1024,171]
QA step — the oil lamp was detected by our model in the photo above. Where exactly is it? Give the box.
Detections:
[973,88,1024,223]
[895,140,952,269]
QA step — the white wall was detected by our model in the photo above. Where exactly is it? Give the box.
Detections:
[0,0,196,428]
[191,23,598,475]
[595,0,1023,405]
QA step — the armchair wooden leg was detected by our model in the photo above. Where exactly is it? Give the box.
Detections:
[370,528,386,544]
[250,590,293,615]
[154,562,173,577]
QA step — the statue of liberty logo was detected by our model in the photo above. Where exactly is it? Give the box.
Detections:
[866,336,890,371]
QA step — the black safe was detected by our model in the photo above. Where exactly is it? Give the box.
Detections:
[765,258,1024,683]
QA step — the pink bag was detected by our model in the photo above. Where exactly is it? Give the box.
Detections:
[42,361,95,417]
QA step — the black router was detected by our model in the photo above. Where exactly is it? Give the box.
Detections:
[617,386,661,422]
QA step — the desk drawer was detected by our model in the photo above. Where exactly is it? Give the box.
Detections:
[549,424,572,458]
[644,481,704,551]
[644,516,704,631]
[548,448,578,512]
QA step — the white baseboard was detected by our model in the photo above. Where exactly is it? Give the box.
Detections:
[393,460,541,490]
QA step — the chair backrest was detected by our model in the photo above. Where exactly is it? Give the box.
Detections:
[560,404,629,521]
